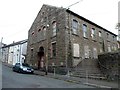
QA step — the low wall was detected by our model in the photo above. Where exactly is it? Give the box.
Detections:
[98,50,120,80]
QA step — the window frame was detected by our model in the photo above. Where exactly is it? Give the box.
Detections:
[82,24,87,38]
[52,21,57,36]
[91,28,96,40]
[51,42,56,57]
[99,31,102,37]
[72,19,78,35]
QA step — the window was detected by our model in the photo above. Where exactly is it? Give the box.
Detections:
[73,43,80,57]
[43,26,46,37]
[82,24,87,38]
[113,36,116,41]
[107,33,109,39]
[91,28,96,40]
[99,43,103,53]
[31,31,34,35]
[31,48,33,51]
[84,45,89,58]
[38,29,41,32]
[119,31,120,41]
[52,21,56,36]
[99,31,102,37]
[93,48,98,59]
[72,19,78,35]
[52,42,56,57]
[107,41,111,52]
[113,44,117,50]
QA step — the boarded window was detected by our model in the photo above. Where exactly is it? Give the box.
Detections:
[84,45,89,58]
[73,43,80,57]
[99,43,103,53]
[93,48,98,59]
[107,41,111,52]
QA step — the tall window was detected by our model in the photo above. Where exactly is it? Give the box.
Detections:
[52,21,56,36]
[52,42,56,57]
[30,48,34,61]
[91,28,96,40]
[73,43,80,57]
[93,48,98,59]
[99,31,102,37]
[112,36,115,41]
[72,19,78,35]
[84,45,89,58]
[113,44,117,50]
[107,33,109,40]
[43,26,46,38]
[99,43,103,53]
[107,41,111,52]
[82,24,87,38]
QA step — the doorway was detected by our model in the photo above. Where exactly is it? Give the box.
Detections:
[38,46,44,69]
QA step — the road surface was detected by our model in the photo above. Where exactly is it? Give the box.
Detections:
[2,64,94,88]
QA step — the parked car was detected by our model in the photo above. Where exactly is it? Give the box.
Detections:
[13,63,34,74]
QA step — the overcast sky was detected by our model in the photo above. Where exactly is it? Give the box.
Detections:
[0,0,119,44]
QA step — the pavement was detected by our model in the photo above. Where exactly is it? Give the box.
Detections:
[2,62,119,89]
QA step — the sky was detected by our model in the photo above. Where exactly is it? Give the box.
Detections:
[0,0,119,44]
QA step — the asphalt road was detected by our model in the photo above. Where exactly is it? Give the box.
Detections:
[2,64,95,88]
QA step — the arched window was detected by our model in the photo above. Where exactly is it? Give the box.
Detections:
[82,24,87,38]
[52,21,56,36]
[43,26,46,37]
[72,19,78,35]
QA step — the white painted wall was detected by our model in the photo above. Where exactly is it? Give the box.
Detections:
[7,41,27,65]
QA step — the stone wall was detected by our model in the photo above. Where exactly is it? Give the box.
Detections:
[98,50,120,80]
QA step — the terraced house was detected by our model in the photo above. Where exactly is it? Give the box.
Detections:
[26,4,118,72]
